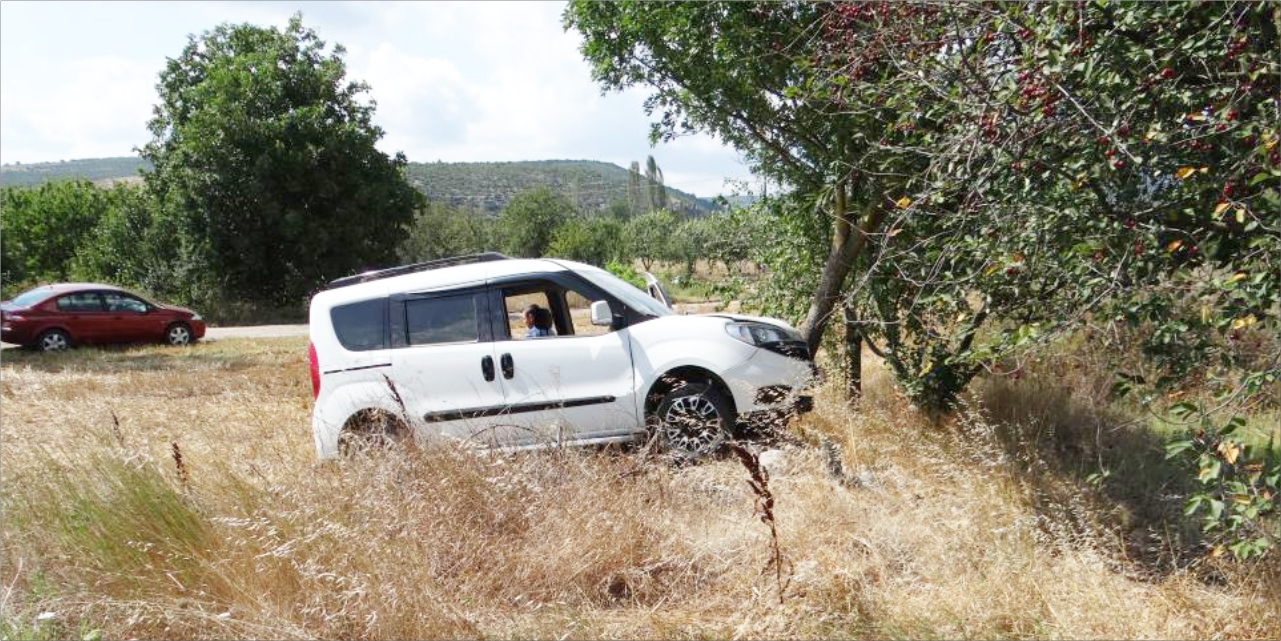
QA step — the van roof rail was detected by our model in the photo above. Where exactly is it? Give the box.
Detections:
[326,252,512,289]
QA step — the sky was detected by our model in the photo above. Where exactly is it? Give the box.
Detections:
[0,1,757,198]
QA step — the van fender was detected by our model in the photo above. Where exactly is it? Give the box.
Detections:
[313,380,409,458]
[626,335,758,413]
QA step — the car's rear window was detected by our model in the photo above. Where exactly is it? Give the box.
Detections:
[330,298,387,352]
[10,289,52,308]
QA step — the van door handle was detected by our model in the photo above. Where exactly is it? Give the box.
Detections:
[481,355,495,382]
[500,353,514,379]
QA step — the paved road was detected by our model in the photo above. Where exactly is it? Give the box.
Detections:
[1,324,310,350]
[205,324,309,340]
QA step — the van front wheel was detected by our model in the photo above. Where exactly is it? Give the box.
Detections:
[652,382,734,461]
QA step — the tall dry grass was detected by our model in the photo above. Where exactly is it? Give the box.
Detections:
[1,338,1276,639]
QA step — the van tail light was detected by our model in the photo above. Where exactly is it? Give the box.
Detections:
[308,341,321,399]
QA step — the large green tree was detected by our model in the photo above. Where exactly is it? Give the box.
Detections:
[141,14,421,306]
[568,1,1278,411]
[566,1,924,360]
[496,187,577,258]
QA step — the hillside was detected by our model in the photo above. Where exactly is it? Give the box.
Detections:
[0,157,151,187]
[405,159,715,216]
[0,157,719,215]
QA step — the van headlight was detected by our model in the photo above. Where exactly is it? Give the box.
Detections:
[725,321,798,345]
[725,321,809,360]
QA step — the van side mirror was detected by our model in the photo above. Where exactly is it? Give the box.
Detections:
[590,300,615,327]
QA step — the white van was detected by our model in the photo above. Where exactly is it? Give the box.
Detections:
[307,254,815,459]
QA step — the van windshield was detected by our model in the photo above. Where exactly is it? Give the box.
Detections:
[578,268,674,318]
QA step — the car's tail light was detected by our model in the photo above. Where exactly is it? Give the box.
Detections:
[308,341,321,399]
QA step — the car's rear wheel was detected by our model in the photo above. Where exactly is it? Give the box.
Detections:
[652,381,735,462]
[36,329,71,353]
[165,322,193,346]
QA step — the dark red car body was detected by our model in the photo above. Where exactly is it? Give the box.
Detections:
[1,283,206,350]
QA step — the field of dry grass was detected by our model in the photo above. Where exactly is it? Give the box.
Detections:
[1,337,1276,640]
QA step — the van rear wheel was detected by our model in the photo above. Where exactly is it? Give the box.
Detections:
[339,409,408,454]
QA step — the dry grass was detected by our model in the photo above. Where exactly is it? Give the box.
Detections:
[1,338,1277,639]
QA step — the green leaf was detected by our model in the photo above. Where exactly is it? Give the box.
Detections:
[1208,498,1225,520]
[1165,439,1195,458]
[1169,402,1199,420]
[1184,494,1204,515]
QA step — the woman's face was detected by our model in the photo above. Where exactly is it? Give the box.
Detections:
[524,311,535,328]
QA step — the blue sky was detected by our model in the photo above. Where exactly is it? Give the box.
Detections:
[0,1,757,197]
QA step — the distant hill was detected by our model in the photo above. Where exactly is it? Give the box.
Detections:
[1,156,720,215]
[404,159,716,216]
[0,157,151,188]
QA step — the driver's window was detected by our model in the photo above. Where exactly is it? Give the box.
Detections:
[503,291,554,340]
[565,290,610,336]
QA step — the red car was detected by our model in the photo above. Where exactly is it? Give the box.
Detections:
[1,283,206,352]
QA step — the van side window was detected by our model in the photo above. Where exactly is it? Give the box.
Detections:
[406,295,477,345]
[331,299,387,351]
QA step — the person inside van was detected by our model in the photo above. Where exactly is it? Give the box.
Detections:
[524,304,554,338]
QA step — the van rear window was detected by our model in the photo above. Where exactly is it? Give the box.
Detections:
[331,299,387,351]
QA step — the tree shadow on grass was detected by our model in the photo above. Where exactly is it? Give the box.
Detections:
[969,376,1205,578]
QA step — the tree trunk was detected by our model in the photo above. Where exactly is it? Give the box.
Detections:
[800,189,886,359]
[842,302,862,399]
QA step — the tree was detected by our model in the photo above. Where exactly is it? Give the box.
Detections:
[568,1,1279,414]
[497,187,577,258]
[627,160,646,217]
[547,215,623,267]
[0,180,113,294]
[567,2,916,360]
[398,202,494,263]
[69,183,185,298]
[645,155,667,212]
[141,14,421,307]
[624,209,679,270]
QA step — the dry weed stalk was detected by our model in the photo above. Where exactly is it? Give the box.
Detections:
[727,442,791,604]
[382,373,410,426]
[110,409,125,447]
[171,440,189,491]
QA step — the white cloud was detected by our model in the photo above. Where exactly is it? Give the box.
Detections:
[1,56,155,163]
[0,1,758,196]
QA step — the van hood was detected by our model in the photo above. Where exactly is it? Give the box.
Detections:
[699,312,798,332]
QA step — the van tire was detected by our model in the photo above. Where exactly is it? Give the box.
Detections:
[651,381,734,462]
[338,409,408,454]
